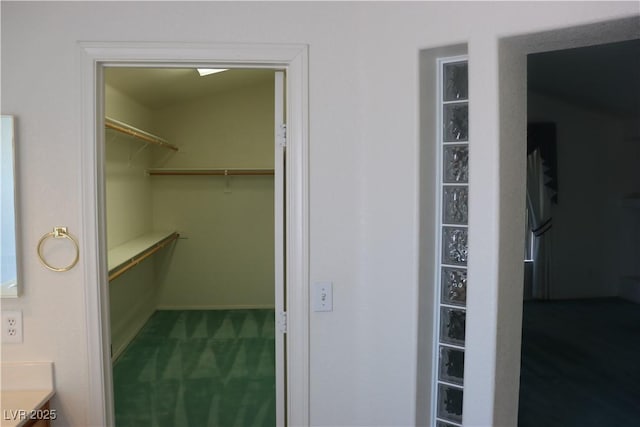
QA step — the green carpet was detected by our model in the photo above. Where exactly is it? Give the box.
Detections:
[113,309,276,427]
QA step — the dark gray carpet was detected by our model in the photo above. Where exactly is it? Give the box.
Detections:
[519,298,640,427]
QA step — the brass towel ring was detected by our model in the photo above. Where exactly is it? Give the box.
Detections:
[37,227,80,272]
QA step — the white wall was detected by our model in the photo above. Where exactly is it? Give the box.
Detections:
[151,79,275,309]
[104,83,160,357]
[1,2,637,426]
[528,91,639,299]
[104,84,156,250]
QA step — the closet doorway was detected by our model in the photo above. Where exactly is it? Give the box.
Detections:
[102,67,286,426]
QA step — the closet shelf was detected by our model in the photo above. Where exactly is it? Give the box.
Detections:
[147,168,274,176]
[105,117,179,152]
[108,231,179,282]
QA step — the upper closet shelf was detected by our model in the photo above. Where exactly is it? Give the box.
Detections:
[105,117,179,152]
[108,231,179,282]
[147,168,274,176]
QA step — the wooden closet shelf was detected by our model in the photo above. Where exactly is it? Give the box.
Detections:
[105,117,179,152]
[108,231,179,282]
[147,168,274,176]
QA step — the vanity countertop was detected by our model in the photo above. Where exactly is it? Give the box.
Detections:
[1,362,55,427]
[1,389,55,427]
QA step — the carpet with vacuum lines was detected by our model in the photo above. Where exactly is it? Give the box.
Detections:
[113,309,276,427]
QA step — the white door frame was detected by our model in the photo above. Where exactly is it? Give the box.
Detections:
[79,42,310,426]
[274,70,287,425]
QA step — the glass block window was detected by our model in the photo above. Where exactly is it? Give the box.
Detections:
[442,227,468,265]
[441,267,467,306]
[443,104,468,142]
[442,187,468,224]
[437,384,464,424]
[439,307,466,346]
[443,61,468,101]
[438,346,465,385]
[443,146,469,183]
[434,56,468,427]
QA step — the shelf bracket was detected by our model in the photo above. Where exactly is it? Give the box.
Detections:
[224,169,232,194]
[129,142,150,164]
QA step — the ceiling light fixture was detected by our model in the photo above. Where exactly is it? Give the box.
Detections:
[196,68,229,77]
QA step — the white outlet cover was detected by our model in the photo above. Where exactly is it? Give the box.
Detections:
[2,310,23,343]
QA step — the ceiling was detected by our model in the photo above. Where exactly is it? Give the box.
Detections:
[528,38,640,117]
[104,68,275,110]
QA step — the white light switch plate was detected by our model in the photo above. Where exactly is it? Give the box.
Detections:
[313,282,333,312]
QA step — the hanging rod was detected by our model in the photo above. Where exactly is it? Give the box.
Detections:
[147,168,274,176]
[105,117,179,152]
[108,232,180,282]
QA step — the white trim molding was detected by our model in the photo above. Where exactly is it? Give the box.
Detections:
[78,42,310,427]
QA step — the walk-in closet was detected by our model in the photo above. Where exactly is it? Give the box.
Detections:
[104,67,278,426]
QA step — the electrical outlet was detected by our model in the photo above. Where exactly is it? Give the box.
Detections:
[2,310,23,343]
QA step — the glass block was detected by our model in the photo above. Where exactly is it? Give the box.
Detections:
[443,61,468,101]
[437,383,463,424]
[439,346,464,385]
[440,307,466,346]
[443,104,468,142]
[442,227,468,266]
[443,145,468,184]
[443,186,468,224]
[441,267,467,306]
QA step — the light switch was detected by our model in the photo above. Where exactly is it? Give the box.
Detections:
[312,282,333,312]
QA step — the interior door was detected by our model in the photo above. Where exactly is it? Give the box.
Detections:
[274,70,287,426]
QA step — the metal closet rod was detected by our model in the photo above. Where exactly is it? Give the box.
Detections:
[108,232,180,282]
[105,117,179,152]
[148,168,274,176]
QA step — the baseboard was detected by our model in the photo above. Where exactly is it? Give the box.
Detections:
[111,308,156,362]
[112,304,276,361]
[155,304,276,311]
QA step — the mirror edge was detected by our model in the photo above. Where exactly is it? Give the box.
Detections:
[1,114,20,298]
